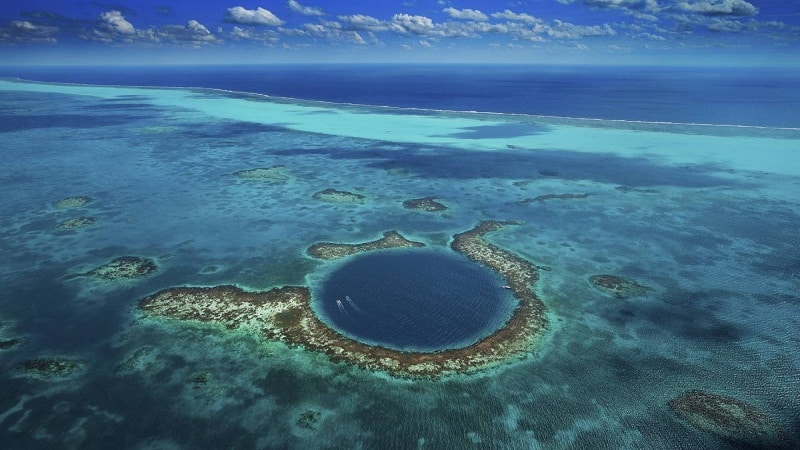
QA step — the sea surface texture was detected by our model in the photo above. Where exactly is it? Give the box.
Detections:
[0,66,798,449]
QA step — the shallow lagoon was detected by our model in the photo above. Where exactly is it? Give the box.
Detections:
[0,77,799,449]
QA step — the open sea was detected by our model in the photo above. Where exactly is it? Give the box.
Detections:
[0,64,799,449]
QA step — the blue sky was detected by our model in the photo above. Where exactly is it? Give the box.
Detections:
[1,0,798,65]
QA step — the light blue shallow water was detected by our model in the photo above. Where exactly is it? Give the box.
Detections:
[0,76,798,449]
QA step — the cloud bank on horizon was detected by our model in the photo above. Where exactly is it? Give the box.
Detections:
[0,0,797,64]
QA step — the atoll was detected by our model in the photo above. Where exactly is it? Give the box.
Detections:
[312,188,365,204]
[589,274,650,299]
[307,231,424,260]
[520,193,590,204]
[17,357,84,379]
[233,166,290,182]
[668,390,789,448]
[402,197,448,212]
[54,196,93,209]
[58,216,98,229]
[138,221,547,378]
[65,256,158,281]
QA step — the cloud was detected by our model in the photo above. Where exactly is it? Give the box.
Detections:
[0,20,59,44]
[99,10,135,35]
[287,0,324,17]
[391,14,436,35]
[442,7,488,21]
[676,0,758,16]
[138,20,218,45]
[585,0,658,10]
[225,6,284,26]
[490,10,542,24]
[338,14,398,32]
[558,0,658,9]
[547,20,616,38]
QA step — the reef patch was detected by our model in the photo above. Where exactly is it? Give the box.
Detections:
[312,188,365,204]
[589,274,650,299]
[520,193,591,204]
[402,197,448,212]
[16,357,85,379]
[232,166,290,182]
[58,217,98,229]
[668,390,790,448]
[307,231,424,260]
[65,256,158,281]
[138,221,547,378]
[54,196,93,209]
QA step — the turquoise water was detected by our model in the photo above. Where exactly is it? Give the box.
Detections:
[0,78,799,448]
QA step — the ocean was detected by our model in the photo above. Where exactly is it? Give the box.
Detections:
[0,65,798,449]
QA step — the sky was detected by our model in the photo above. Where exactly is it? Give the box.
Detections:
[0,0,798,65]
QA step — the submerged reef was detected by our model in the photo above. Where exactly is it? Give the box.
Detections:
[65,256,158,281]
[402,197,448,212]
[312,188,365,204]
[520,193,591,204]
[232,166,290,181]
[58,216,98,229]
[669,390,789,448]
[589,274,650,299]
[138,221,547,378]
[307,231,424,260]
[0,338,24,350]
[54,196,93,209]
[17,357,84,379]
[615,185,659,194]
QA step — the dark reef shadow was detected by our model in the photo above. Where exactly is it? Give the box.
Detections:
[275,144,751,188]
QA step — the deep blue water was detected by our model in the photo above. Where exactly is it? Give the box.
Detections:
[316,250,515,352]
[2,64,798,128]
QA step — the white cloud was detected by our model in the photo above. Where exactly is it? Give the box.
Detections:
[587,0,658,9]
[0,20,58,44]
[99,11,135,35]
[225,6,284,26]
[349,31,366,44]
[547,20,616,39]
[338,14,398,32]
[139,20,218,45]
[442,7,488,21]
[391,14,436,35]
[287,0,325,17]
[676,0,758,16]
[419,39,432,47]
[490,10,542,24]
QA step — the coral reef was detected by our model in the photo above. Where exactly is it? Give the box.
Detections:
[0,338,24,350]
[520,193,590,203]
[312,188,365,204]
[65,256,158,281]
[615,185,659,194]
[58,217,98,229]
[669,390,789,448]
[402,197,448,212]
[232,166,290,181]
[138,221,547,378]
[54,196,93,209]
[17,357,84,379]
[307,231,425,260]
[589,274,650,299]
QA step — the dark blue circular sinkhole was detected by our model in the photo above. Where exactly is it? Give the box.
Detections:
[315,249,517,352]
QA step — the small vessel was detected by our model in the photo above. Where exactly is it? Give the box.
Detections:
[336,299,347,314]
[500,285,512,289]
